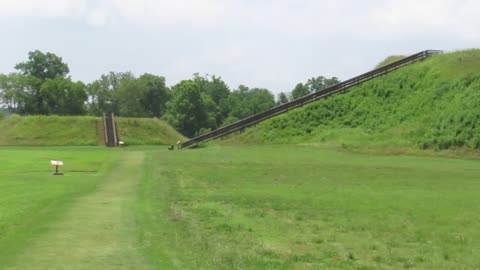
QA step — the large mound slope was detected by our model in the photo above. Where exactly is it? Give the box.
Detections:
[0,115,185,146]
[221,49,480,150]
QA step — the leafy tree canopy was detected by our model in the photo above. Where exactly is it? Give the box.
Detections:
[15,50,69,80]
[164,80,207,137]
[87,71,135,115]
[291,83,310,100]
[39,77,87,115]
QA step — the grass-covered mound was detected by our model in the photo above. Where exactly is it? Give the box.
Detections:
[0,115,185,146]
[0,115,98,145]
[116,117,186,145]
[221,49,480,150]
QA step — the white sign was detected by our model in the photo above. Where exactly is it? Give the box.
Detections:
[51,160,64,166]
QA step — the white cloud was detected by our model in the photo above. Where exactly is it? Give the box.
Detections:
[447,0,480,39]
[109,0,226,27]
[0,0,86,17]
[87,9,108,26]
[370,0,480,39]
[2,0,479,40]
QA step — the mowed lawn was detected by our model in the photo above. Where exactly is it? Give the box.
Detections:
[1,146,480,269]
[0,147,120,267]
[138,146,480,269]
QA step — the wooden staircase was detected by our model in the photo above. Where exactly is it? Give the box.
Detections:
[103,113,119,147]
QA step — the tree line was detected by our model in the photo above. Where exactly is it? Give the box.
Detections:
[0,50,340,137]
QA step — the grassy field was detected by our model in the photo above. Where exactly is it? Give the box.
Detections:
[1,145,480,269]
[139,145,480,269]
[0,147,119,266]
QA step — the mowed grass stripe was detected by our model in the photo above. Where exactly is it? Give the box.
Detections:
[4,152,151,270]
[0,147,118,266]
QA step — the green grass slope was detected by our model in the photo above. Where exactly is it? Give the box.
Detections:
[0,115,185,146]
[116,117,186,145]
[375,55,406,68]
[221,49,480,151]
[0,115,98,146]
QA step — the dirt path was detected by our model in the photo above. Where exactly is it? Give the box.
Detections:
[6,152,151,270]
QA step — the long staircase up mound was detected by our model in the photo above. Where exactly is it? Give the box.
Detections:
[104,113,120,147]
[181,50,443,148]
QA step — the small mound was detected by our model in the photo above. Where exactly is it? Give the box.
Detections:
[116,117,186,145]
[0,115,98,146]
[0,115,185,146]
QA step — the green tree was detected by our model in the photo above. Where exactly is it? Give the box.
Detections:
[15,50,69,80]
[0,74,23,112]
[306,76,340,92]
[138,74,170,117]
[115,79,144,117]
[7,50,71,114]
[39,77,87,115]
[0,73,42,114]
[193,74,230,104]
[164,80,207,137]
[277,92,289,105]
[226,85,275,120]
[114,73,170,117]
[226,85,252,119]
[193,74,230,127]
[201,92,219,131]
[87,71,135,115]
[291,83,310,100]
[249,88,275,114]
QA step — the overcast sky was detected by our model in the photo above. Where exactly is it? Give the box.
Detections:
[0,0,478,94]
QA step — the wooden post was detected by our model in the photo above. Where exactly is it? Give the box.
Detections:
[111,113,118,146]
[103,113,108,145]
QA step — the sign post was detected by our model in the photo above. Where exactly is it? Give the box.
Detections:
[51,160,64,175]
